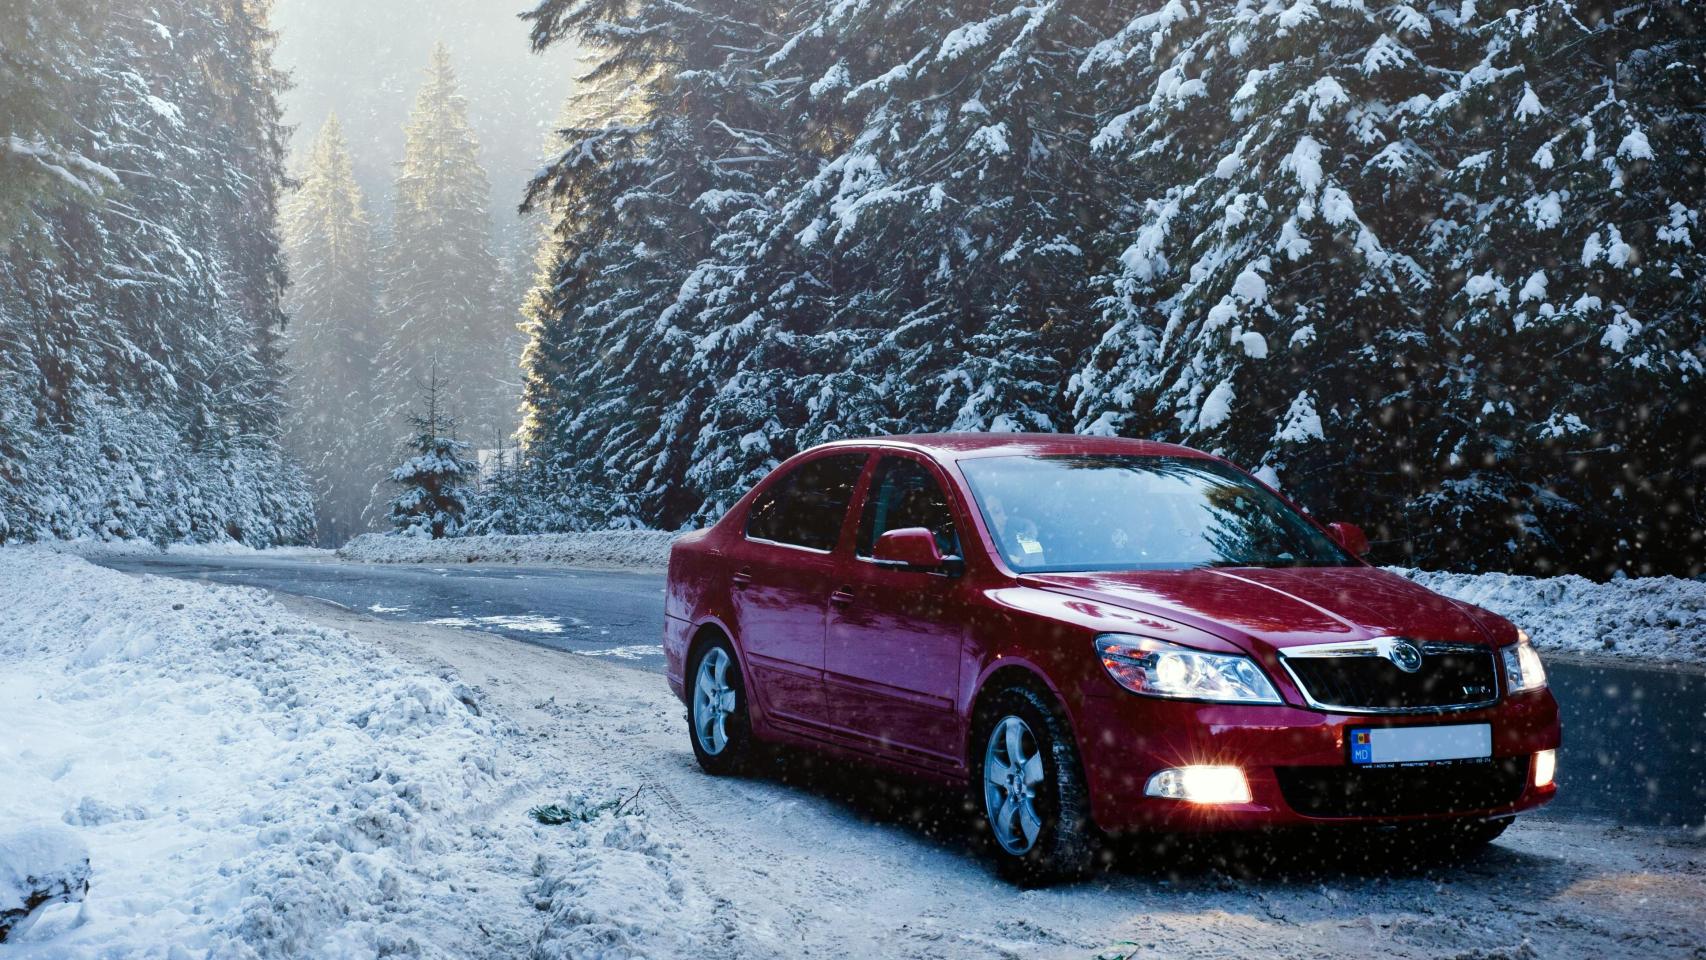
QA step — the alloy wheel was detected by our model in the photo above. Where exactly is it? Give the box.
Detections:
[983,715,1046,855]
[693,646,737,755]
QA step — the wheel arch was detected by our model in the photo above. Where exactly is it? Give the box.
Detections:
[966,660,1080,771]
[686,618,736,669]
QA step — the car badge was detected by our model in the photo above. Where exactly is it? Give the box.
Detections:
[1386,639,1424,673]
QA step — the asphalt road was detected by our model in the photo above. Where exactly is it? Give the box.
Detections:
[91,552,1706,830]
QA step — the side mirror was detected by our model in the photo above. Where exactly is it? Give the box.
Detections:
[1327,522,1369,557]
[872,527,961,575]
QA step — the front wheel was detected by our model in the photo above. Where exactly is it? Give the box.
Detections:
[974,686,1096,885]
[687,640,753,774]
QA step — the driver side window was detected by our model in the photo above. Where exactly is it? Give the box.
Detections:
[856,457,960,558]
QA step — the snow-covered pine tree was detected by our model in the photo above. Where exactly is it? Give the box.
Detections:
[517,0,790,529]
[675,0,1127,522]
[0,0,118,241]
[1070,0,1474,551]
[377,45,511,459]
[0,0,312,546]
[284,115,384,545]
[1406,0,1706,575]
[388,370,475,539]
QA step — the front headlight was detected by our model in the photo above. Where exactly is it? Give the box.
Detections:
[1095,634,1282,703]
[1502,630,1548,693]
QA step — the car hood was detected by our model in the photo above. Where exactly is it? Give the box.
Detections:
[1018,566,1496,657]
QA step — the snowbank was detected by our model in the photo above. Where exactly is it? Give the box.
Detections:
[1392,567,1706,664]
[338,530,682,570]
[0,548,715,957]
[0,548,512,955]
[0,825,90,942]
[54,539,332,560]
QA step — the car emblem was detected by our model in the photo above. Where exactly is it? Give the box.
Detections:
[1386,639,1424,673]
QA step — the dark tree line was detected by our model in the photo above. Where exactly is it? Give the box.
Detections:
[0,0,312,546]
[497,0,1704,578]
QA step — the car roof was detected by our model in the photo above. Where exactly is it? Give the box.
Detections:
[813,432,1215,462]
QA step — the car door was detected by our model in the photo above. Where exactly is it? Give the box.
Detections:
[727,451,868,728]
[824,453,971,765]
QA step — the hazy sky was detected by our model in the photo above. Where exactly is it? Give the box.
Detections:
[271,0,581,259]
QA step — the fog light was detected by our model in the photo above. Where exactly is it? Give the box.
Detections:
[1144,765,1252,805]
[1533,749,1557,788]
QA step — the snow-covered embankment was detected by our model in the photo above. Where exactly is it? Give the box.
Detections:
[337,529,682,569]
[1393,567,1706,664]
[0,548,709,957]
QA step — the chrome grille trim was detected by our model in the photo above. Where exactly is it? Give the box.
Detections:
[1277,637,1501,715]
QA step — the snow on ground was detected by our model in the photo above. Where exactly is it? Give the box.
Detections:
[337,530,680,570]
[294,595,1706,960]
[0,824,90,941]
[53,538,333,560]
[0,548,719,958]
[1393,567,1706,664]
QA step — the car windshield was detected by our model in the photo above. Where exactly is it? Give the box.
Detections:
[959,454,1355,573]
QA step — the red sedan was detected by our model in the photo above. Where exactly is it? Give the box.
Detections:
[662,434,1560,882]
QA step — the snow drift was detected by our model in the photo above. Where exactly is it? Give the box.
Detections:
[0,548,715,957]
[0,824,90,942]
[338,529,681,569]
[1393,567,1706,664]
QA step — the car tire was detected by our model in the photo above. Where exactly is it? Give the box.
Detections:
[972,684,1097,885]
[687,638,754,775]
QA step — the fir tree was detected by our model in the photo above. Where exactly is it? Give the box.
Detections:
[0,0,312,547]
[377,44,510,455]
[388,370,475,539]
[518,0,790,528]
[284,115,383,545]
[0,0,118,242]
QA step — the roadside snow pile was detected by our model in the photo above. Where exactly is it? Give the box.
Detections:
[0,548,515,957]
[338,530,682,570]
[56,539,332,560]
[1393,568,1706,663]
[0,825,91,942]
[0,548,742,958]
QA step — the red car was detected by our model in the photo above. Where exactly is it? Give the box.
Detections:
[662,434,1560,881]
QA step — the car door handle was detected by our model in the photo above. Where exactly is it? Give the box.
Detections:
[731,567,754,588]
[830,587,856,606]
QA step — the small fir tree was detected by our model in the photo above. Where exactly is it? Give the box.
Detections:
[388,371,475,540]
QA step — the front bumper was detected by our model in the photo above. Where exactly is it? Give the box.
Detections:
[1078,687,1560,833]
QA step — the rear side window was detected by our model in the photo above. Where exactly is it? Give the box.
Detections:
[856,456,961,558]
[745,453,868,551]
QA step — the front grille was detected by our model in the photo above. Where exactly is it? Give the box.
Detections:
[1275,758,1527,818]
[1282,643,1498,713]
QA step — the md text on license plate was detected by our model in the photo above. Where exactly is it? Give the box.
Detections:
[1349,723,1492,766]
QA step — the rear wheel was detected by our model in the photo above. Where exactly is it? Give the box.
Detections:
[687,640,753,775]
[973,686,1096,885]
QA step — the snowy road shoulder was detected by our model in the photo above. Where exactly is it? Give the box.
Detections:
[0,549,724,958]
[337,530,680,570]
[1394,567,1706,664]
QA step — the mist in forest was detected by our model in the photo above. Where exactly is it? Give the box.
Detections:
[272,0,579,253]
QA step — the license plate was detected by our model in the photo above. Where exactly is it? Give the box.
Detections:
[1349,723,1492,766]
